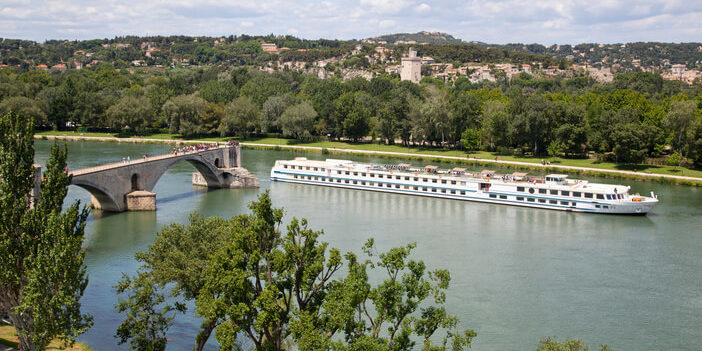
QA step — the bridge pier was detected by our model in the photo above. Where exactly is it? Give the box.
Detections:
[65,143,258,212]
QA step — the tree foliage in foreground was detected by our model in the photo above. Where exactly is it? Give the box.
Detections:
[536,337,611,351]
[0,111,92,351]
[119,191,475,351]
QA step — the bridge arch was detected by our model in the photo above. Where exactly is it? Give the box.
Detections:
[70,179,123,212]
[139,154,226,191]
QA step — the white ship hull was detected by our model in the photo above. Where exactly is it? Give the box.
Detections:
[270,159,658,215]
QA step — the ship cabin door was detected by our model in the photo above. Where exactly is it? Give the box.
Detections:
[479,183,491,191]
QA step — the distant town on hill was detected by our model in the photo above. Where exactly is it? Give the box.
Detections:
[1,32,701,85]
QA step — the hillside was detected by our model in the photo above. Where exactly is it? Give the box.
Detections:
[368,31,463,45]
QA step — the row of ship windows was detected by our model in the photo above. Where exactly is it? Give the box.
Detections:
[491,194,610,208]
[515,186,621,200]
[291,175,468,195]
[283,165,466,185]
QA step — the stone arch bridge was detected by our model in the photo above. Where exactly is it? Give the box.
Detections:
[66,143,257,212]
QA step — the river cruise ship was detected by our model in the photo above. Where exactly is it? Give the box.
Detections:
[270,158,659,215]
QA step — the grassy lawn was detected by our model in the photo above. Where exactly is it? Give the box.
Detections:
[0,324,92,351]
[35,131,702,179]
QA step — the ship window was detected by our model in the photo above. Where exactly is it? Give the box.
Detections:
[423,178,428,182]
[423,187,428,191]
[561,201,569,205]
[572,191,581,197]
[441,179,447,184]
[344,180,349,183]
[396,176,401,180]
[460,182,466,185]
[361,173,366,177]
[596,205,601,208]
[538,199,546,203]
[539,189,547,194]
[597,194,605,200]
[320,168,325,172]
[517,196,524,201]
[414,186,419,190]
[293,175,298,179]
[517,186,525,192]
[387,184,392,188]
[550,190,558,195]
[499,195,507,199]
[605,194,611,200]
[441,189,446,193]
[283,165,288,169]
[336,179,341,183]
[395,184,400,189]
[370,173,375,177]
[414,177,419,181]
[450,190,456,194]
[561,191,570,196]
[549,200,557,204]
[313,167,318,171]
[584,193,593,198]
[529,188,535,194]
[404,185,410,189]
[431,188,437,192]
[345,171,350,175]
[405,176,410,180]
[353,172,358,176]
[603,205,609,209]
[489,194,497,198]
[527,198,536,202]
[329,178,333,182]
[352,180,357,184]
[432,179,437,183]
[361,181,366,185]
[571,202,576,206]
[618,194,623,199]
[451,180,456,185]
[460,191,466,195]
[306,167,310,170]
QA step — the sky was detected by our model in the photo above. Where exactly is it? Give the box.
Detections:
[1,0,700,45]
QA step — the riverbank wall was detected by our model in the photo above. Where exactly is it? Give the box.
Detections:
[35,135,702,187]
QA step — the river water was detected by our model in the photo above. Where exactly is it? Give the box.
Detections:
[33,140,702,351]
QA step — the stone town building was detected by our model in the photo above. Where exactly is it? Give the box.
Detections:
[400,47,421,84]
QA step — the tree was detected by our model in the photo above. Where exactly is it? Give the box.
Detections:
[611,123,647,164]
[198,80,238,104]
[536,337,610,351]
[133,214,231,351]
[480,100,510,150]
[461,128,480,151]
[334,92,371,142]
[290,238,476,351]
[279,101,317,141]
[0,112,93,351]
[106,95,154,133]
[219,96,259,137]
[0,96,47,127]
[114,272,185,351]
[162,95,207,137]
[666,100,696,166]
[261,94,297,133]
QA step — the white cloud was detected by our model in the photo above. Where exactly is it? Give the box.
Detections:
[379,19,396,28]
[241,21,253,27]
[415,3,430,13]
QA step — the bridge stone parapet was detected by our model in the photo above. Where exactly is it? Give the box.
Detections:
[65,143,257,212]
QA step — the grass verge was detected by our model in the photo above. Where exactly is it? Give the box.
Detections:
[0,324,93,351]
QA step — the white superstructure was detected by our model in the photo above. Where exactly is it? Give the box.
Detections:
[270,158,659,215]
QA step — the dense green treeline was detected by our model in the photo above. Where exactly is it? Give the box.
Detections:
[1,64,702,167]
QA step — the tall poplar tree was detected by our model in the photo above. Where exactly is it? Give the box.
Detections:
[0,112,92,351]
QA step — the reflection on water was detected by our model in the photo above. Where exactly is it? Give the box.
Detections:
[31,140,702,351]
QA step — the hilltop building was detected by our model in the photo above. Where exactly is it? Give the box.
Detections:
[400,47,421,83]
